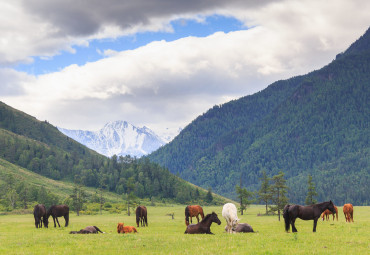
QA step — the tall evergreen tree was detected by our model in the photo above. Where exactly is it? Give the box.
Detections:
[269,171,288,221]
[236,185,254,215]
[305,175,318,205]
[70,184,87,216]
[205,187,213,203]
[258,170,272,215]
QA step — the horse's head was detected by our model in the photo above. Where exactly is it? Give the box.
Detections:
[211,212,221,225]
[43,217,49,228]
[117,223,124,233]
[328,200,336,214]
[231,217,240,231]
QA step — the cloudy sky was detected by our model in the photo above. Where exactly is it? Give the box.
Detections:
[1,0,369,138]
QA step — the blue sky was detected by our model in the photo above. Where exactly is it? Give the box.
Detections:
[16,16,246,75]
[0,0,369,139]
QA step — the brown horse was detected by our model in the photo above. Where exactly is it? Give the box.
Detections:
[33,204,48,228]
[184,212,221,234]
[343,204,354,222]
[47,205,69,227]
[185,205,204,226]
[321,206,338,221]
[117,223,137,233]
[70,226,104,234]
[136,206,148,227]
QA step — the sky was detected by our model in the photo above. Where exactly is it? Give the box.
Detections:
[0,0,369,139]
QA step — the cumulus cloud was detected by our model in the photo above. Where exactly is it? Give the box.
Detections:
[1,0,370,136]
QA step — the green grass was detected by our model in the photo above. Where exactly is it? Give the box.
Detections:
[0,205,369,254]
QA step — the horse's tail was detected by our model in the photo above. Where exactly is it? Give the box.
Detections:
[185,206,190,226]
[200,207,204,219]
[93,226,104,233]
[283,204,291,232]
[144,214,148,226]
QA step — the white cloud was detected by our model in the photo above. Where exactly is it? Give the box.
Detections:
[0,0,369,136]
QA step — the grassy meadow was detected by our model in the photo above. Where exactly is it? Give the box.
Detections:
[0,205,368,254]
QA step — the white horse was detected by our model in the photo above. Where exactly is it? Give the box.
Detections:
[222,203,240,233]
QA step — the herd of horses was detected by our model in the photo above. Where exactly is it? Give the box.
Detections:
[33,201,354,235]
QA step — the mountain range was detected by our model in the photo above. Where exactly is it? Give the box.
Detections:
[149,27,370,205]
[58,121,167,158]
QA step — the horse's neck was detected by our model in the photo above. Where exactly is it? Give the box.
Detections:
[317,202,330,212]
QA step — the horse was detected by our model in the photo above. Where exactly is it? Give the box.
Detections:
[184,212,221,234]
[185,205,204,226]
[33,204,48,228]
[117,223,137,233]
[136,206,148,227]
[283,200,336,232]
[343,203,354,222]
[230,223,256,233]
[321,206,338,221]
[222,203,240,233]
[69,226,104,234]
[47,205,69,227]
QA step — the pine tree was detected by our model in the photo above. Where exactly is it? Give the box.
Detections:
[258,170,272,215]
[305,175,318,205]
[205,187,213,203]
[235,185,254,215]
[269,171,288,221]
[70,184,87,216]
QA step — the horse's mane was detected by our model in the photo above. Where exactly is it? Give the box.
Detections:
[201,212,215,223]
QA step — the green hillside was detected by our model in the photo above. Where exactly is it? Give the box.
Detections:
[0,102,229,208]
[149,28,370,205]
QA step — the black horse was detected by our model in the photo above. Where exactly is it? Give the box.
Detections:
[184,212,221,234]
[136,206,148,227]
[33,204,48,228]
[47,205,69,227]
[283,200,336,232]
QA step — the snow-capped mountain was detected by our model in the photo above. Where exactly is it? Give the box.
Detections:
[58,121,168,158]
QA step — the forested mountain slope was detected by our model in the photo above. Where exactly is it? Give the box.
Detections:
[149,28,370,205]
[0,102,226,204]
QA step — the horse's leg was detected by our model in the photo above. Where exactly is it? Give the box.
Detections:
[196,215,200,223]
[65,214,69,227]
[291,218,298,232]
[313,218,318,232]
[55,217,61,227]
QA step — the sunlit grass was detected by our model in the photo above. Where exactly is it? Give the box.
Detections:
[0,205,368,254]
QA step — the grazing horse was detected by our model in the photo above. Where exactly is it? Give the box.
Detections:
[33,204,48,228]
[70,226,104,234]
[136,206,148,227]
[184,212,221,234]
[47,205,69,227]
[343,204,354,222]
[222,203,240,233]
[283,200,336,232]
[117,223,137,233]
[185,205,204,226]
[321,206,338,221]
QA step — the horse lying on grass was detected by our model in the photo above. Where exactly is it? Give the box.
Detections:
[117,223,138,234]
[184,212,221,234]
[70,226,105,234]
[225,223,257,233]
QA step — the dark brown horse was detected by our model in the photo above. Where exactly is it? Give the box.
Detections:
[283,200,336,232]
[343,203,354,222]
[321,206,338,221]
[70,226,104,234]
[185,205,204,226]
[136,206,148,227]
[184,212,221,234]
[33,204,48,228]
[47,205,69,227]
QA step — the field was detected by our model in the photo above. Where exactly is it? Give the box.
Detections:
[0,205,369,254]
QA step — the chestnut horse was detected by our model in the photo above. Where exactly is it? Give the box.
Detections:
[185,205,204,226]
[343,203,354,222]
[117,223,137,233]
[283,200,336,232]
[321,206,338,221]
[184,212,221,234]
[136,206,148,227]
